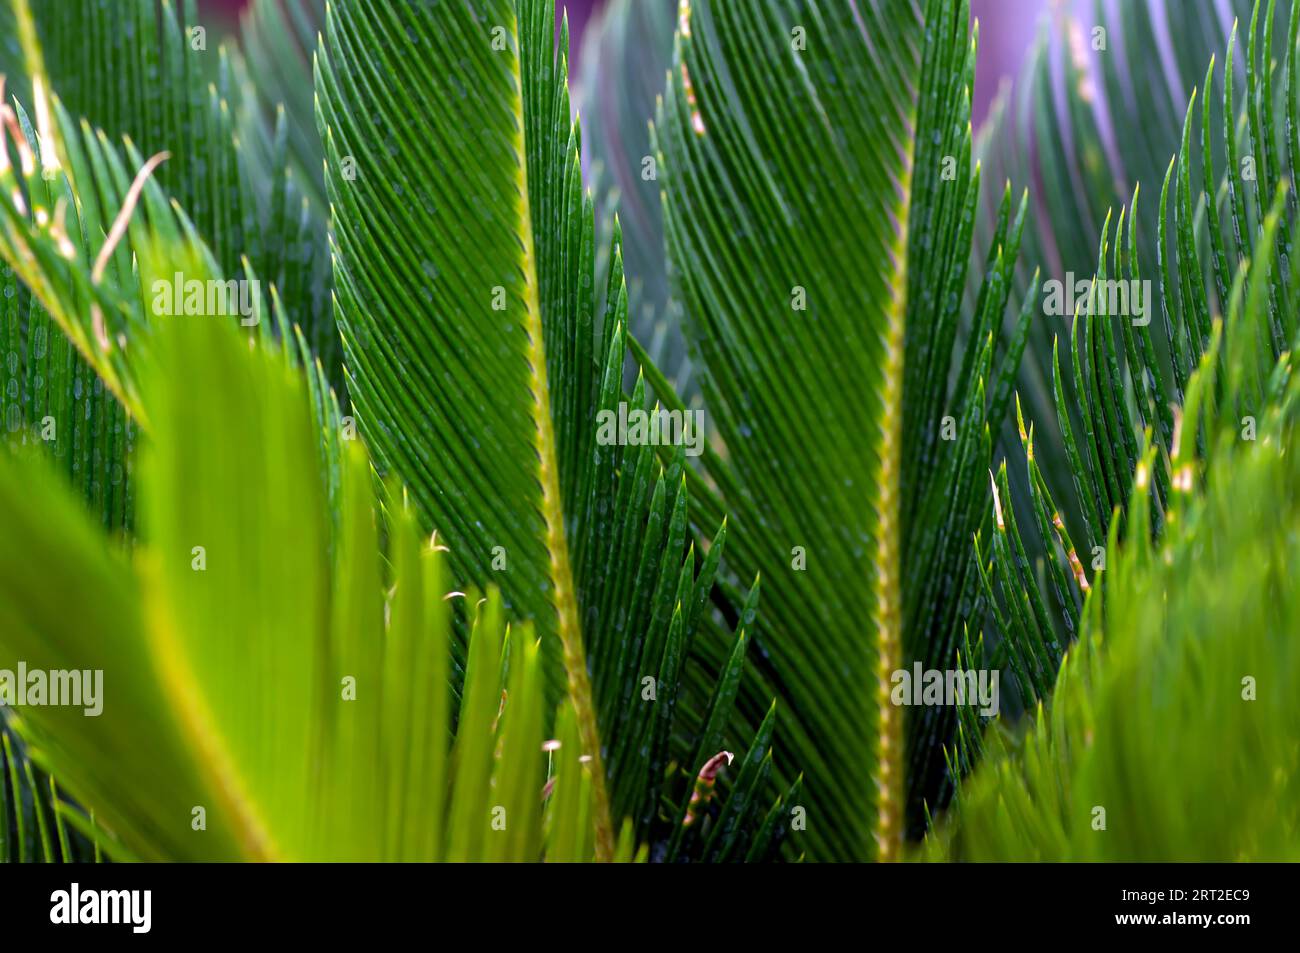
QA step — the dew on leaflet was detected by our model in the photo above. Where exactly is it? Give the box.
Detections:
[73,377,83,399]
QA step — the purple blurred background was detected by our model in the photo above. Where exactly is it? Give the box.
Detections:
[200,0,1050,126]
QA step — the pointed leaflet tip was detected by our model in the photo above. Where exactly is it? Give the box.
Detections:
[990,469,1004,531]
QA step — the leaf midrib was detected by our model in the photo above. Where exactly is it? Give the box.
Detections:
[508,13,614,862]
[872,142,913,864]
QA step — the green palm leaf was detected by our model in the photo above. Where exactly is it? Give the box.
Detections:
[0,294,606,861]
[947,0,1300,859]
[0,96,607,855]
[1,719,98,862]
[18,0,328,343]
[0,0,782,860]
[316,0,618,854]
[317,0,784,860]
[974,0,1281,535]
[1,0,1286,869]
[654,0,1033,859]
[983,0,1300,706]
[933,249,1300,860]
[0,0,332,544]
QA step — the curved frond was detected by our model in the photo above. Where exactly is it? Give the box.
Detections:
[933,295,1300,860]
[984,2,1300,714]
[0,308,597,861]
[0,719,98,862]
[657,0,1032,859]
[317,0,787,861]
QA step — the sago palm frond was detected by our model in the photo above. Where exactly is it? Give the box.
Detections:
[931,253,1300,860]
[0,0,788,864]
[1,719,98,862]
[13,0,329,343]
[0,0,332,540]
[981,0,1300,704]
[941,2,1300,859]
[0,0,1289,869]
[315,0,788,861]
[0,290,627,861]
[0,97,621,857]
[235,0,327,220]
[976,0,1285,535]
[653,0,1035,859]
